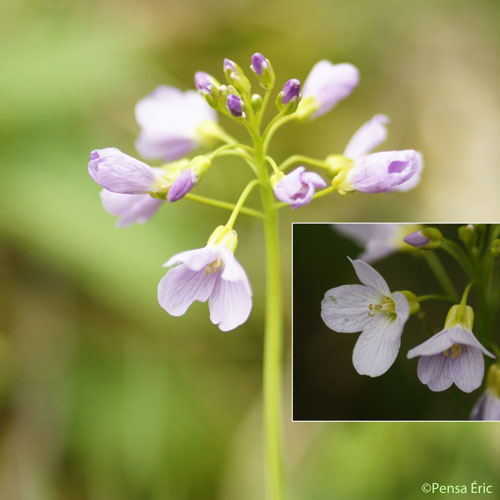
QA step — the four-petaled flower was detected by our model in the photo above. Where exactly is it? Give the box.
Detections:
[407,305,495,392]
[321,258,410,377]
[333,114,423,194]
[272,167,326,209]
[135,86,217,161]
[471,364,500,420]
[158,226,252,332]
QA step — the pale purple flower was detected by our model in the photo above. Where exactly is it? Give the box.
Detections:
[407,323,495,393]
[135,86,217,161]
[281,79,301,105]
[100,190,163,227]
[333,224,421,263]
[88,148,164,194]
[227,94,243,117]
[300,60,359,118]
[404,230,430,248]
[321,258,410,377]
[250,53,270,76]
[338,115,423,193]
[273,166,326,209]
[167,168,197,202]
[471,365,500,420]
[158,229,252,332]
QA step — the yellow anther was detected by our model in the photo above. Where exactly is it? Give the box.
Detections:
[205,257,222,274]
[444,344,461,359]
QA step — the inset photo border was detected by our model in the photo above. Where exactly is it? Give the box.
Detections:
[292,223,500,422]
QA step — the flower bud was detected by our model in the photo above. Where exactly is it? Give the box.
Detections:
[223,58,251,96]
[404,228,442,250]
[227,94,244,117]
[250,52,274,89]
[458,224,476,246]
[400,290,420,315]
[276,79,301,114]
[251,93,263,112]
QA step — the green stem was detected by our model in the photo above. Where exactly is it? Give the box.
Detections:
[441,239,475,279]
[263,113,297,153]
[424,252,459,302]
[184,193,263,219]
[265,156,281,175]
[417,294,455,303]
[278,154,330,172]
[252,128,284,500]
[226,180,261,228]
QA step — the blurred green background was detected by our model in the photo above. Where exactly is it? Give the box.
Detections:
[1,0,500,498]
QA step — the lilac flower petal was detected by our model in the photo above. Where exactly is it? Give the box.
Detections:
[393,292,410,326]
[135,86,216,161]
[450,345,484,393]
[219,249,252,294]
[100,191,163,227]
[407,329,455,358]
[273,167,326,209]
[209,274,252,331]
[350,150,421,194]
[158,265,218,316]
[348,258,391,296]
[389,152,423,192]
[89,148,162,194]
[471,392,500,420]
[321,284,384,333]
[352,315,402,377]
[167,169,197,202]
[163,246,220,270]
[333,224,407,263]
[301,171,327,188]
[344,114,389,159]
[417,354,453,392]
[449,327,495,358]
[302,60,359,118]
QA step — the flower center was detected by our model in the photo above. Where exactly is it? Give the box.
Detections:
[205,257,222,274]
[368,297,395,317]
[443,343,461,359]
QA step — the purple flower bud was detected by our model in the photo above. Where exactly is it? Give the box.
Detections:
[404,230,430,248]
[250,53,270,76]
[273,166,327,209]
[227,94,243,117]
[281,79,301,104]
[88,148,163,194]
[194,71,215,94]
[167,169,197,202]
[224,58,237,73]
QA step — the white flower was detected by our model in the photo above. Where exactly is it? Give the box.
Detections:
[321,258,410,377]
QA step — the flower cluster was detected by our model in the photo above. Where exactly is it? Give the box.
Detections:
[88,53,423,332]
[321,224,500,420]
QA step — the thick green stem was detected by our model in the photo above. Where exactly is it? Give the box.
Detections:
[253,131,284,500]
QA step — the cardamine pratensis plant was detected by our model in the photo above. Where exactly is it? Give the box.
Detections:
[88,53,423,499]
[322,224,500,420]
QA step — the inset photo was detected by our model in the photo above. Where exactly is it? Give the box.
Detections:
[292,223,500,421]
